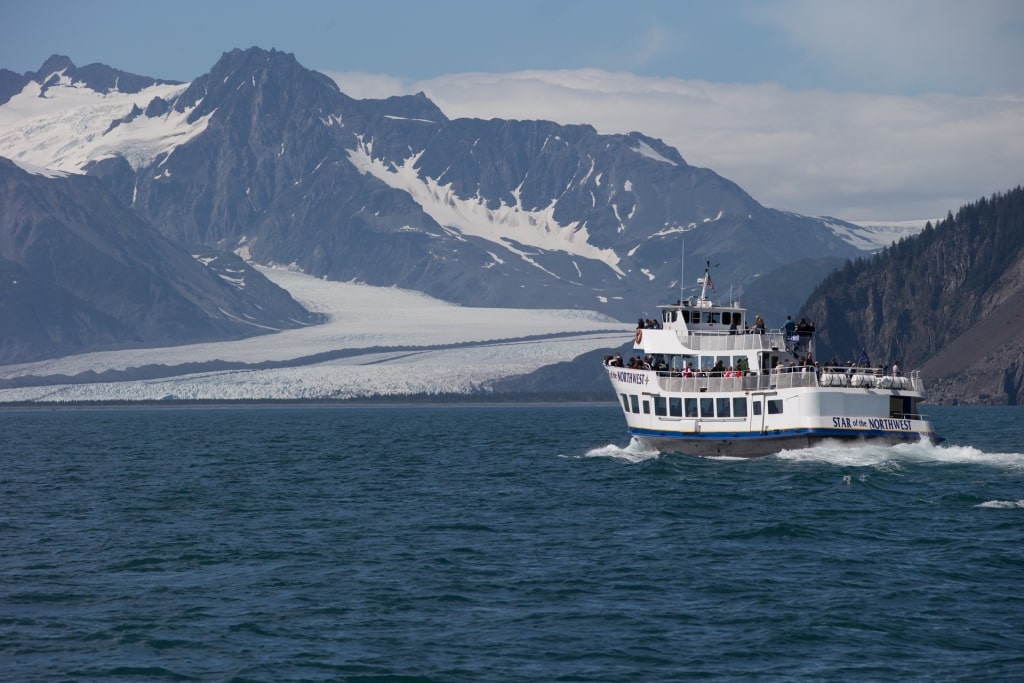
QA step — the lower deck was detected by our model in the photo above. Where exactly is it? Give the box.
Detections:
[608,366,936,456]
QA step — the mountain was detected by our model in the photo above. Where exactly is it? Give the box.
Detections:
[1,48,866,330]
[0,54,182,107]
[798,186,1024,405]
[0,157,320,365]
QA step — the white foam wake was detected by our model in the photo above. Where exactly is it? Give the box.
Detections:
[975,499,1024,509]
[774,438,1024,469]
[582,437,661,463]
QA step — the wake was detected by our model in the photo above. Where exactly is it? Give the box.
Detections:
[582,438,661,463]
[582,436,1024,469]
[774,438,1024,469]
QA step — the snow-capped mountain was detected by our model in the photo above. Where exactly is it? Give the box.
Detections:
[818,216,935,252]
[1,48,866,331]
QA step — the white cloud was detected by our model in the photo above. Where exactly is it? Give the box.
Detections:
[328,71,414,101]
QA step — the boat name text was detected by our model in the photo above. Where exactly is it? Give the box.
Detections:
[610,370,648,385]
[832,416,913,431]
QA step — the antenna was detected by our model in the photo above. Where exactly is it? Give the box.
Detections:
[679,239,685,303]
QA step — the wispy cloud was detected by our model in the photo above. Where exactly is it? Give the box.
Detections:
[748,0,1024,95]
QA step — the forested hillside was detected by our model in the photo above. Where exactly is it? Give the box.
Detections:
[799,186,1024,404]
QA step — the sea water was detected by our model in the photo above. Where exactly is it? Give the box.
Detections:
[1,404,1022,682]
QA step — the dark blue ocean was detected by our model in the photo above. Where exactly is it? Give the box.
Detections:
[2,404,1023,682]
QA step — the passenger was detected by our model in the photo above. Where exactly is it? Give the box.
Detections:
[793,318,810,351]
[683,363,694,378]
[754,316,766,334]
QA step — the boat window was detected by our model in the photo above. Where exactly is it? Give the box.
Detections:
[642,400,650,415]
[723,311,733,325]
[620,394,630,412]
[733,397,748,418]
[654,396,667,416]
[705,312,720,324]
[700,397,714,417]
[630,395,640,414]
[670,397,683,417]
[767,399,783,414]
[681,310,691,323]
[683,398,696,417]
[753,401,762,416]
[716,397,731,417]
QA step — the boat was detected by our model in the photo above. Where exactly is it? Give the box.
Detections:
[605,261,939,457]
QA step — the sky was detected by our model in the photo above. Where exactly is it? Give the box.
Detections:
[4,0,1024,221]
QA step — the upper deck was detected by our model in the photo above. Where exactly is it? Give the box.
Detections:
[636,325,789,355]
[632,261,815,370]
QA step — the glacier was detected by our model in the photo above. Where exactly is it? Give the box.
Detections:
[0,267,634,403]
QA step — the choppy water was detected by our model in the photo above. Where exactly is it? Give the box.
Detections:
[2,404,1023,682]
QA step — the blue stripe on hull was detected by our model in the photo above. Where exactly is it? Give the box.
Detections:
[630,427,935,458]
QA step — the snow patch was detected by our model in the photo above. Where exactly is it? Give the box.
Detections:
[0,80,211,173]
[632,140,676,165]
[346,138,625,277]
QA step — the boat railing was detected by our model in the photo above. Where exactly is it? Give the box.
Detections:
[818,367,924,391]
[651,367,925,393]
[681,328,788,352]
[891,412,929,421]
[654,370,819,393]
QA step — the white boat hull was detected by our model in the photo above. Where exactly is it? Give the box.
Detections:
[608,367,939,458]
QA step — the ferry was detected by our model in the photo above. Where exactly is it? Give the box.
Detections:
[606,262,939,457]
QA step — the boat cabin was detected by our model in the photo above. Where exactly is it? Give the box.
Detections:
[660,299,746,334]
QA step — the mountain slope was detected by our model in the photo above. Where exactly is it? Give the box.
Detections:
[799,186,1024,404]
[0,157,319,364]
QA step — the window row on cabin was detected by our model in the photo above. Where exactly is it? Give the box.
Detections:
[651,354,750,372]
[621,394,784,418]
[665,310,743,325]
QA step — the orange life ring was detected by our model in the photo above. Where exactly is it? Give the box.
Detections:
[635,329,643,344]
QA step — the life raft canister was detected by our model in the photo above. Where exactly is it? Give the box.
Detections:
[635,329,643,344]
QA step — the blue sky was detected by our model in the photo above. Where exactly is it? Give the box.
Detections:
[4,0,1024,220]
[6,0,1022,94]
